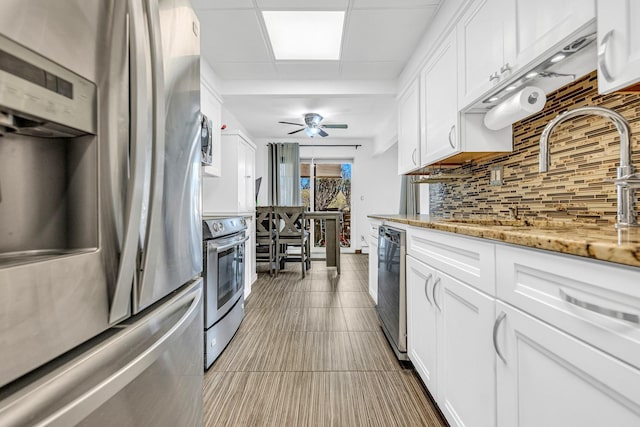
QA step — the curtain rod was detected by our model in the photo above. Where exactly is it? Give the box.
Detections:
[300,144,362,150]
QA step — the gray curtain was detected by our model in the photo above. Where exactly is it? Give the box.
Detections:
[268,143,301,206]
[399,175,420,215]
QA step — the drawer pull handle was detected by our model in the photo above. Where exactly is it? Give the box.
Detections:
[560,289,639,324]
[598,30,614,82]
[424,273,433,305]
[432,277,442,311]
[448,125,456,149]
[493,311,507,364]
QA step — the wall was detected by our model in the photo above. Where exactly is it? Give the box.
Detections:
[253,138,401,251]
[429,71,640,224]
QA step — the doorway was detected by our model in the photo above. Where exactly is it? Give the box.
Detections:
[300,159,353,253]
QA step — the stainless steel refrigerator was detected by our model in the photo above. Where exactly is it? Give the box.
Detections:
[0,0,204,425]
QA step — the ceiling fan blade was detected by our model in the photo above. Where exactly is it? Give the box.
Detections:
[279,121,304,126]
[288,128,305,135]
[318,129,329,137]
[321,124,348,129]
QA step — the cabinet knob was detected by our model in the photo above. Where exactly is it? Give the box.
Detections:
[489,71,500,82]
[500,63,512,74]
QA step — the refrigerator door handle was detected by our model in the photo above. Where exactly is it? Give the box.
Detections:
[137,0,167,312]
[109,0,153,324]
[0,282,202,427]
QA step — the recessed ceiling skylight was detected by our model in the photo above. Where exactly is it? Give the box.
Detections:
[262,11,345,60]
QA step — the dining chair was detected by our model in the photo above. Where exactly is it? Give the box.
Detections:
[274,205,311,278]
[255,206,277,276]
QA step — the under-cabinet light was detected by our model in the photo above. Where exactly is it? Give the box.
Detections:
[481,33,596,106]
[262,11,345,60]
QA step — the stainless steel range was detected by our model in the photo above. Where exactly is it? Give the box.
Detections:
[203,216,248,368]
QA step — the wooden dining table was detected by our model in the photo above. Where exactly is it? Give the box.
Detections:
[305,211,341,274]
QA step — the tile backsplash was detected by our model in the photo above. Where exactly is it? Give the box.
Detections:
[428,70,640,224]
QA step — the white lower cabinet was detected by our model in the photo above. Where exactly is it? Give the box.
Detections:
[403,225,640,427]
[437,271,496,427]
[407,254,496,427]
[407,256,438,392]
[496,301,640,427]
[368,236,378,304]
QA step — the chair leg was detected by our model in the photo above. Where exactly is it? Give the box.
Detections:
[301,237,305,278]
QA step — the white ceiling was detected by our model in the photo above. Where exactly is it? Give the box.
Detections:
[193,0,442,140]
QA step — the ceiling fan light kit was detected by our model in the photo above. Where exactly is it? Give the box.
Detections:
[278,113,348,138]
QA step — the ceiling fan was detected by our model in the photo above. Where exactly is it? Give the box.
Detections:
[279,113,348,138]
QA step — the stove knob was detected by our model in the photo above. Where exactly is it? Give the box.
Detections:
[212,223,219,232]
[241,218,246,226]
[219,223,224,232]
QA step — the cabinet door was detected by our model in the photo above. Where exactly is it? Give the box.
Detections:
[597,0,640,93]
[457,0,506,108]
[368,237,378,303]
[406,256,438,393]
[437,272,496,427]
[496,301,640,427]
[509,0,595,70]
[422,31,458,166]
[244,215,254,296]
[237,142,248,212]
[244,145,255,211]
[397,78,420,174]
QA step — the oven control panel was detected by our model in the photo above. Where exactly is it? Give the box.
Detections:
[203,217,247,240]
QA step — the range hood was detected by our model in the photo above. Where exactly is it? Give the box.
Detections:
[466,29,597,113]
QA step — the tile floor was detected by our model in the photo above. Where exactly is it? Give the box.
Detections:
[203,254,446,426]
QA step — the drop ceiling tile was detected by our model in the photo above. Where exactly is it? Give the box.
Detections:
[276,62,341,79]
[192,0,254,10]
[340,61,404,79]
[341,8,435,61]
[210,62,278,79]
[256,0,348,10]
[197,10,272,62]
[353,0,440,8]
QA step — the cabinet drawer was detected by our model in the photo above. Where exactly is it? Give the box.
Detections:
[407,227,495,295]
[496,243,640,369]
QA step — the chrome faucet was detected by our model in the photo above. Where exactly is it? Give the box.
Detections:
[539,106,639,228]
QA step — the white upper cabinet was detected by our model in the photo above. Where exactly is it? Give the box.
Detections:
[458,0,595,108]
[457,0,508,108]
[397,78,421,174]
[421,31,459,166]
[597,0,640,93]
[509,0,595,70]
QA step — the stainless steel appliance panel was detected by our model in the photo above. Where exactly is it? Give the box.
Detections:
[377,226,408,360]
[0,0,128,387]
[0,280,203,427]
[137,0,202,312]
[205,295,244,369]
[204,232,247,328]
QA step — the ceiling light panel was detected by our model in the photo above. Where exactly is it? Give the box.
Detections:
[262,11,345,60]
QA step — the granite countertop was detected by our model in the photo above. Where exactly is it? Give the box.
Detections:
[368,214,640,268]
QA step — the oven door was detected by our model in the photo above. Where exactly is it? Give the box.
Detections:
[204,232,248,328]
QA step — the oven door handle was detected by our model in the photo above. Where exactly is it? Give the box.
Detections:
[211,235,250,253]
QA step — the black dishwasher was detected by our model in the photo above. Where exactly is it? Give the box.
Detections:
[376,225,408,360]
